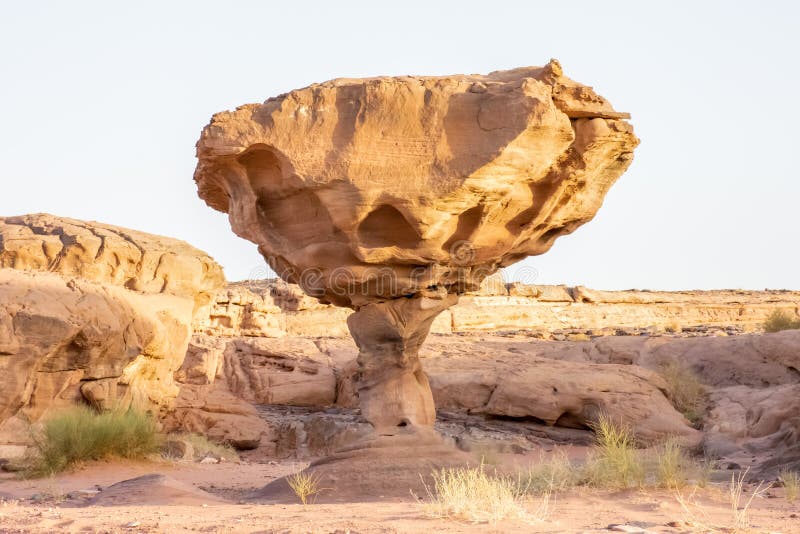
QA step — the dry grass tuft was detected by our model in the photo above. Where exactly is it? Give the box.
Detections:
[674,468,771,532]
[658,361,707,425]
[763,309,800,332]
[522,449,577,495]
[421,465,536,523]
[778,468,799,502]
[25,405,159,477]
[286,470,325,506]
[653,437,693,489]
[585,414,644,489]
[729,469,770,531]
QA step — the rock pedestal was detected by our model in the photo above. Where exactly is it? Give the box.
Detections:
[347,290,458,433]
[194,61,640,500]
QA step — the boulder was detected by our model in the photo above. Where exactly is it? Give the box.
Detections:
[0,214,225,442]
[194,60,638,308]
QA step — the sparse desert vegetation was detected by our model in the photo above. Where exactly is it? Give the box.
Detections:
[779,468,799,502]
[286,471,325,506]
[521,417,707,495]
[763,309,800,332]
[584,415,645,489]
[25,405,160,477]
[421,464,539,523]
[658,361,707,425]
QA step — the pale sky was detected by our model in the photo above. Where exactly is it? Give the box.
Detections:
[1,1,797,290]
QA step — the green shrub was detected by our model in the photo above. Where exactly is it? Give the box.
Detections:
[27,405,160,476]
[658,362,707,425]
[764,310,800,333]
[584,415,645,489]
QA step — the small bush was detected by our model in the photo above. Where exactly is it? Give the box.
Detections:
[764,310,800,333]
[653,438,692,488]
[286,471,325,506]
[585,415,645,489]
[658,362,706,425]
[779,469,799,502]
[27,405,159,476]
[521,450,578,495]
[422,465,531,523]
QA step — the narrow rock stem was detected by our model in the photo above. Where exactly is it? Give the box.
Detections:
[346,290,458,434]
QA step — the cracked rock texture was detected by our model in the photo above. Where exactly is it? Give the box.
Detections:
[0,214,225,443]
[194,60,638,307]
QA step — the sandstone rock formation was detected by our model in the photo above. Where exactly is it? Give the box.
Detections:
[0,214,225,444]
[194,61,638,436]
[173,328,800,476]
[195,60,638,306]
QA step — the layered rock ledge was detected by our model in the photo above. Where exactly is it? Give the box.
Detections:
[195,277,800,338]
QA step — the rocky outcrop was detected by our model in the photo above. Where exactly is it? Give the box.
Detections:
[173,331,709,451]
[196,279,800,338]
[0,214,225,444]
[173,328,800,471]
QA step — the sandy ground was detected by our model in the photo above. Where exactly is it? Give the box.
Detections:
[1,457,798,533]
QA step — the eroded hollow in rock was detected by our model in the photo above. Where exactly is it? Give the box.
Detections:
[358,204,421,249]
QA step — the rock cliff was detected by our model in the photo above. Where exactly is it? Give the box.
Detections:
[0,214,225,444]
[196,278,800,337]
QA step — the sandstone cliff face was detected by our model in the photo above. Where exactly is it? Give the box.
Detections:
[194,61,638,307]
[0,214,225,443]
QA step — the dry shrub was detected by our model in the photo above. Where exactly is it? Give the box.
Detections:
[779,468,799,502]
[286,470,325,506]
[729,469,770,531]
[421,465,535,523]
[26,405,159,476]
[522,449,578,494]
[658,361,706,425]
[674,468,771,532]
[584,415,645,489]
[653,438,694,488]
[764,310,800,332]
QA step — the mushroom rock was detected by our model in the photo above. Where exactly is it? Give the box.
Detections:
[194,60,639,442]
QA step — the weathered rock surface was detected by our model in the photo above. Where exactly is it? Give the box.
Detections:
[196,278,800,338]
[0,214,225,443]
[165,334,340,450]
[87,474,227,506]
[194,61,639,440]
[175,329,800,472]
[195,61,637,307]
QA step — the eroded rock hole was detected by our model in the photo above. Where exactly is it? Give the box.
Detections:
[256,190,338,245]
[554,412,592,430]
[238,146,285,195]
[443,204,484,253]
[358,204,421,249]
